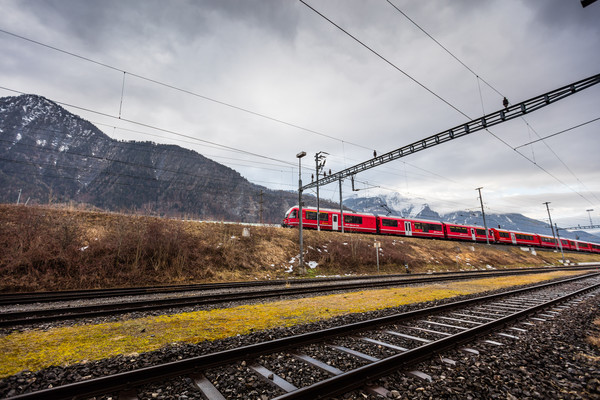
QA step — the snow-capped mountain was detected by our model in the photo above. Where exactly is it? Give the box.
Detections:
[344,193,441,220]
[344,194,600,243]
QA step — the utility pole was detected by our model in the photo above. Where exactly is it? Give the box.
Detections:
[16,189,22,205]
[544,202,557,242]
[315,152,328,231]
[475,187,489,244]
[297,151,306,274]
[339,177,344,233]
[259,190,263,224]
[555,223,566,265]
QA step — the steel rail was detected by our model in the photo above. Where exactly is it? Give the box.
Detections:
[2,267,597,327]
[7,272,599,400]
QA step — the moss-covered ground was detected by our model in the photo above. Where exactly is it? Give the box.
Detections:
[0,270,588,378]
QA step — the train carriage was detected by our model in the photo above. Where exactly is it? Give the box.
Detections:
[445,223,493,242]
[282,206,333,230]
[491,228,540,247]
[378,216,444,239]
[558,238,571,251]
[282,206,377,234]
[538,234,558,250]
[573,241,591,252]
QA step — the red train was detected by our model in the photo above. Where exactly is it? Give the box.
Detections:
[282,206,600,254]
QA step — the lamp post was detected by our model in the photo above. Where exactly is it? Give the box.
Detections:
[315,151,328,231]
[586,209,594,226]
[297,151,306,274]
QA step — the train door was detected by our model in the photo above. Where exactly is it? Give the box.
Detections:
[510,232,517,244]
[470,228,476,241]
[404,221,412,236]
[332,214,339,231]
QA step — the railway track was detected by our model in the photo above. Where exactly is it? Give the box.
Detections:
[2,264,597,306]
[1,266,597,328]
[7,272,600,399]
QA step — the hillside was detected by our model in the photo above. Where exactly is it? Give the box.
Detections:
[0,94,338,223]
[1,204,598,292]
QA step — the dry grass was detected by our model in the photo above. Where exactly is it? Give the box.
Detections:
[0,270,588,377]
[1,204,599,292]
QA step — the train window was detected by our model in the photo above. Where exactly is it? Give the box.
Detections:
[515,234,534,241]
[344,215,363,224]
[541,237,557,244]
[498,232,510,238]
[415,222,435,232]
[449,226,468,234]
[306,211,317,220]
[382,219,398,227]
[288,210,297,219]
[319,212,328,221]
[476,229,487,235]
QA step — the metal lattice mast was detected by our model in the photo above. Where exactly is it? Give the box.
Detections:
[301,73,600,192]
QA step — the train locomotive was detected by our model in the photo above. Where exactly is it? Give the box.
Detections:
[282,206,600,254]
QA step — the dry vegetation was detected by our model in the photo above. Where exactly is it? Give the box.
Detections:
[1,204,599,292]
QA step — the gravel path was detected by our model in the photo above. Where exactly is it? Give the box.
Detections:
[1,287,598,399]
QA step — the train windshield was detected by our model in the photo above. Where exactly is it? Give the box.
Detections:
[288,210,297,219]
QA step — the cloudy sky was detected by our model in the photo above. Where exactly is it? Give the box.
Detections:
[1,0,599,228]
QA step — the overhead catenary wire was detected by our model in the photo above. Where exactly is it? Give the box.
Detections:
[299,0,468,120]
[0,86,295,167]
[514,116,600,149]
[385,0,505,99]
[384,0,599,207]
[299,1,598,207]
[0,28,372,152]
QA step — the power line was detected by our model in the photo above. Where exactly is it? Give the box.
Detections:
[299,2,599,206]
[0,28,372,151]
[514,115,600,149]
[384,1,599,207]
[386,0,505,98]
[0,87,295,167]
[299,0,468,119]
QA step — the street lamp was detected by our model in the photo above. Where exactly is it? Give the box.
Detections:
[297,151,306,274]
[586,209,594,226]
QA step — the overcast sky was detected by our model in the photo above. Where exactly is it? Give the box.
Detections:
[1,0,599,228]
